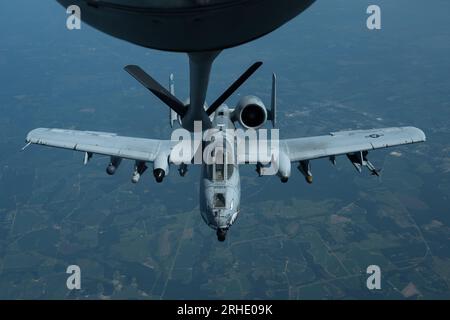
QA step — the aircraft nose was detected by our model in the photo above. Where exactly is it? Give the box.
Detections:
[215,208,240,230]
[216,213,230,229]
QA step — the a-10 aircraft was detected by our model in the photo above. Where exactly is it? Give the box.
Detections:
[25,61,426,241]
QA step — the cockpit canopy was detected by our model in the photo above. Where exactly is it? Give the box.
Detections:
[206,147,235,181]
[213,193,226,208]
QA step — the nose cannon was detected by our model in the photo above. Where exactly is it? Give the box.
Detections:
[216,228,228,242]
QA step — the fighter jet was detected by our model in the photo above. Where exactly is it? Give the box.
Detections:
[24,62,426,241]
[26,1,425,240]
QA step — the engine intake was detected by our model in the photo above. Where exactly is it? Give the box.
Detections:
[233,96,268,129]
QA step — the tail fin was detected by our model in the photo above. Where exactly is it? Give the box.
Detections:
[169,74,178,128]
[268,73,277,128]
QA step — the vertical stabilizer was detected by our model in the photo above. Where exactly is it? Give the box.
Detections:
[169,74,178,127]
[268,73,277,128]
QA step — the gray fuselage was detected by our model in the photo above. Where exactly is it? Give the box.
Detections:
[199,105,241,235]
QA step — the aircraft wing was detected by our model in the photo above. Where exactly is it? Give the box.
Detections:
[253,126,426,180]
[280,126,426,162]
[25,128,176,163]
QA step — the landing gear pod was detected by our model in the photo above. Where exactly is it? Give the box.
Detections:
[277,151,291,183]
[153,152,170,183]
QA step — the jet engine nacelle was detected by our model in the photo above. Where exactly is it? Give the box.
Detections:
[153,153,170,183]
[232,96,268,129]
[276,151,291,183]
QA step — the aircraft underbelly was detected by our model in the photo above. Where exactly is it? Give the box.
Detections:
[57,0,315,52]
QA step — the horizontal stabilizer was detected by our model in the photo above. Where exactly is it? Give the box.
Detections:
[125,65,186,117]
[206,61,263,116]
